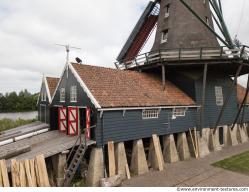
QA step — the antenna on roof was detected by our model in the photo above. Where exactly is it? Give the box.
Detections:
[55,44,81,64]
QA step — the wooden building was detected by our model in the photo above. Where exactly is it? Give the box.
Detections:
[37,76,59,125]
[51,63,198,145]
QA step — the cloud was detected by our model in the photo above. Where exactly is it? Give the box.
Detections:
[0,0,248,94]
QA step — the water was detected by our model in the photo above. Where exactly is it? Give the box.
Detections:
[0,111,38,120]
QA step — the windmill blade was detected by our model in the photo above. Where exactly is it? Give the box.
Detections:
[116,1,159,62]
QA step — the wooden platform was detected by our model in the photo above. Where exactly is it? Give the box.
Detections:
[0,130,92,169]
[0,122,48,142]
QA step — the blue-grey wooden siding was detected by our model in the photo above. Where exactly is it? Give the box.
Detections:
[95,108,197,146]
[195,74,238,128]
[37,81,50,124]
[52,67,95,108]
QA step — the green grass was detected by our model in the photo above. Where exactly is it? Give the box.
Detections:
[212,151,249,176]
[0,118,37,132]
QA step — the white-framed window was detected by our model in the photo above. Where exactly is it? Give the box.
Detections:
[142,109,159,119]
[165,4,170,18]
[215,86,224,106]
[172,108,187,119]
[60,88,65,102]
[70,85,77,102]
[161,30,169,44]
[41,91,46,101]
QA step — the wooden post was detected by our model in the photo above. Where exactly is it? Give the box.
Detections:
[125,164,131,180]
[200,64,208,134]
[0,161,3,187]
[152,134,164,171]
[20,162,27,187]
[24,160,34,187]
[29,159,37,187]
[0,160,10,187]
[11,159,20,187]
[108,141,116,177]
[35,155,50,187]
[162,65,166,90]
[188,129,198,158]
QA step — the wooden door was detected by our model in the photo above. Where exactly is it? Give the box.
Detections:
[58,107,67,133]
[68,107,79,136]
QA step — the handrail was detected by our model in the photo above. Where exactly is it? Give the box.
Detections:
[115,45,249,70]
[66,124,96,165]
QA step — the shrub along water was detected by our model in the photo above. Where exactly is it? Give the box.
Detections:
[0,118,37,132]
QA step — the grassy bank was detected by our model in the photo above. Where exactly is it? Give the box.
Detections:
[0,118,37,132]
[212,150,249,176]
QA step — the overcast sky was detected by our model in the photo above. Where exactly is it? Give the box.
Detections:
[0,0,248,94]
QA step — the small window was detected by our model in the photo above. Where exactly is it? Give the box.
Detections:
[161,30,168,44]
[41,91,46,102]
[215,86,224,106]
[172,108,186,119]
[60,88,65,102]
[205,17,209,25]
[70,85,77,102]
[142,109,159,119]
[165,4,170,18]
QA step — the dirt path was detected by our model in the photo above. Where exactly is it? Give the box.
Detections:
[123,142,249,187]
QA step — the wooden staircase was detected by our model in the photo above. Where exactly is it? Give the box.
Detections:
[63,131,96,187]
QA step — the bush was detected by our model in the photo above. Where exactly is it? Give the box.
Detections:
[0,118,37,132]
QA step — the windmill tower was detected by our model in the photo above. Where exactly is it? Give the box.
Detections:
[151,0,219,50]
[116,0,249,140]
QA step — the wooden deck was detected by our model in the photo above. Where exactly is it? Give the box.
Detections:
[0,130,91,169]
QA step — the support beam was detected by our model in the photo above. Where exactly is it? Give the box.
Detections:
[114,142,128,179]
[108,141,116,177]
[162,65,166,90]
[200,64,208,133]
[214,64,243,132]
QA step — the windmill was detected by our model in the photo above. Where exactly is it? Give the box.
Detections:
[115,0,249,141]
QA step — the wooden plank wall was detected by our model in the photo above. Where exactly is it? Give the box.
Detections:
[0,155,50,187]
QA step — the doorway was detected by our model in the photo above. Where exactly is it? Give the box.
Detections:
[219,126,224,145]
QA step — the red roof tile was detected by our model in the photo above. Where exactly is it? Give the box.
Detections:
[46,77,59,97]
[71,63,195,108]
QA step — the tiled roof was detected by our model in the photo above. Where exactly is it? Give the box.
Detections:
[46,77,59,97]
[237,84,249,104]
[71,63,195,108]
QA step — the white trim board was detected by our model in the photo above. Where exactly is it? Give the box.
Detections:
[44,76,52,104]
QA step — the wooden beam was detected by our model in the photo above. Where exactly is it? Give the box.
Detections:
[0,160,10,187]
[20,162,27,187]
[162,65,166,90]
[35,155,50,187]
[108,141,116,177]
[29,159,37,187]
[11,159,20,187]
[200,64,208,133]
[24,160,34,187]
[0,145,31,160]
[125,164,131,180]
[188,128,198,158]
[0,161,3,187]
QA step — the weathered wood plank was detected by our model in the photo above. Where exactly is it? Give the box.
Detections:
[108,141,116,177]
[125,164,131,180]
[19,162,27,187]
[29,159,37,187]
[11,159,20,187]
[0,145,31,159]
[0,162,3,187]
[0,160,10,187]
[24,160,33,187]
[35,155,50,187]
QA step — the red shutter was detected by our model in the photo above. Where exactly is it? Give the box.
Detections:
[85,107,91,140]
[58,107,67,133]
[67,107,79,136]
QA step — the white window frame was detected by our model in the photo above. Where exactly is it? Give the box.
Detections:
[70,85,77,102]
[161,30,169,44]
[60,88,66,102]
[142,109,160,119]
[215,86,224,106]
[172,107,187,119]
